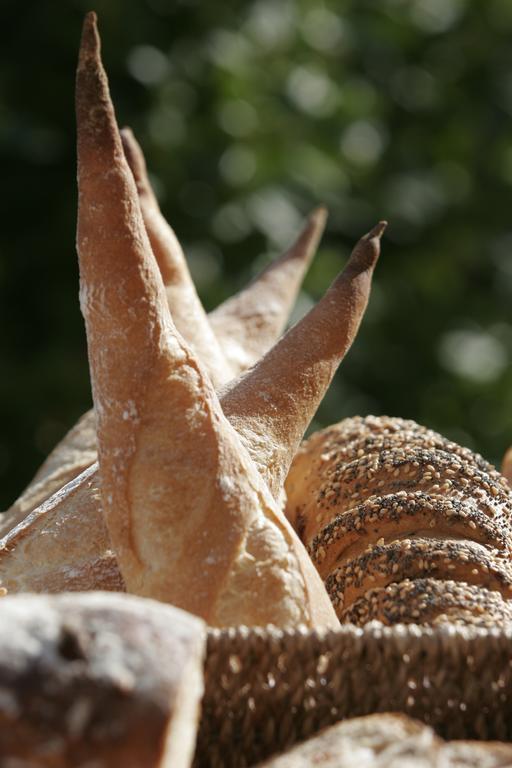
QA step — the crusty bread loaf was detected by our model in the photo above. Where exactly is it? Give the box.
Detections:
[3,133,326,538]
[257,713,512,767]
[0,409,97,537]
[285,416,512,626]
[75,12,340,629]
[120,127,231,389]
[257,713,440,767]
[0,463,124,594]
[0,592,206,767]
[0,213,383,601]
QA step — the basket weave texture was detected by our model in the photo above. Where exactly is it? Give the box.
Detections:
[194,622,512,767]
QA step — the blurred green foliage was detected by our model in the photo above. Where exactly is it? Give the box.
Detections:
[1,0,512,509]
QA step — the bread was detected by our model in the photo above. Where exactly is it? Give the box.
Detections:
[74,12,343,629]
[0,463,124,594]
[3,131,325,537]
[0,591,206,767]
[285,416,512,626]
[340,578,512,627]
[209,206,327,375]
[221,220,386,499]
[257,713,440,767]
[502,446,512,488]
[309,492,511,578]
[325,538,512,611]
[257,713,512,767]
[0,213,382,600]
[0,409,97,537]
[120,127,231,389]
[288,444,511,546]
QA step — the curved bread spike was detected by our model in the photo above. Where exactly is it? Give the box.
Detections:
[75,12,337,629]
[120,127,232,388]
[209,207,327,375]
[221,222,386,499]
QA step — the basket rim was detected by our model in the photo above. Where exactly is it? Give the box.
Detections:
[206,620,512,642]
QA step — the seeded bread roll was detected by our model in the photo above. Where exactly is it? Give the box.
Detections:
[285,417,508,539]
[289,445,511,547]
[286,415,512,627]
[309,492,512,578]
[340,578,512,627]
[0,592,206,768]
[325,538,512,614]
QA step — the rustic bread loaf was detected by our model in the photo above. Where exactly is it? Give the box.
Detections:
[0,592,206,768]
[2,128,325,537]
[74,12,343,629]
[0,409,97,537]
[257,713,440,767]
[0,463,124,594]
[257,712,512,767]
[0,213,382,601]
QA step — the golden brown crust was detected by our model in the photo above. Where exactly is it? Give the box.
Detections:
[285,415,506,533]
[120,127,231,388]
[258,713,512,767]
[502,446,512,489]
[209,207,327,375]
[292,445,511,546]
[257,713,441,767]
[340,578,512,627]
[0,590,206,767]
[309,491,511,578]
[75,13,337,629]
[325,537,512,613]
[0,409,97,536]
[0,463,124,594]
[221,222,386,499]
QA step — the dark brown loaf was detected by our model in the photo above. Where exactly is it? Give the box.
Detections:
[0,592,206,767]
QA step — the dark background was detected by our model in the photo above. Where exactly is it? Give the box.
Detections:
[1,0,512,509]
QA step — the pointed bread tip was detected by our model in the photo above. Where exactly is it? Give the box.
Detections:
[342,221,386,276]
[309,205,328,229]
[367,220,388,240]
[78,12,100,68]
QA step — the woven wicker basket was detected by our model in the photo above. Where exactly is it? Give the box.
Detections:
[194,622,512,767]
